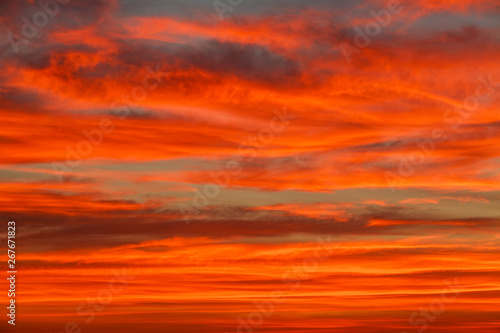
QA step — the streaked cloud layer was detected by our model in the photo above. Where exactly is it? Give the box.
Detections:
[0,0,499,332]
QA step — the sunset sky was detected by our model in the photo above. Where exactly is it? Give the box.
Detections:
[1,0,500,332]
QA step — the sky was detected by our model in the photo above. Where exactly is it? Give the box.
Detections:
[0,0,499,332]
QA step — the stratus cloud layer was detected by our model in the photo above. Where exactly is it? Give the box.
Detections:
[0,0,499,332]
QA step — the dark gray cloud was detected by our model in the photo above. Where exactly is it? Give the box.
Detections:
[118,0,367,20]
[5,196,499,254]
[114,39,301,84]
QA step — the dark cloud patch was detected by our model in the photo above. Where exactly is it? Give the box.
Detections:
[117,0,366,20]
[1,42,99,70]
[4,202,499,253]
[0,135,25,144]
[2,35,302,89]
[115,39,301,85]
[361,24,497,66]
[0,0,111,31]
[0,86,50,112]
[181,40,300,83]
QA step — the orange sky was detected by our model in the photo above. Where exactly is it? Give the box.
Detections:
[0,0,499,332]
